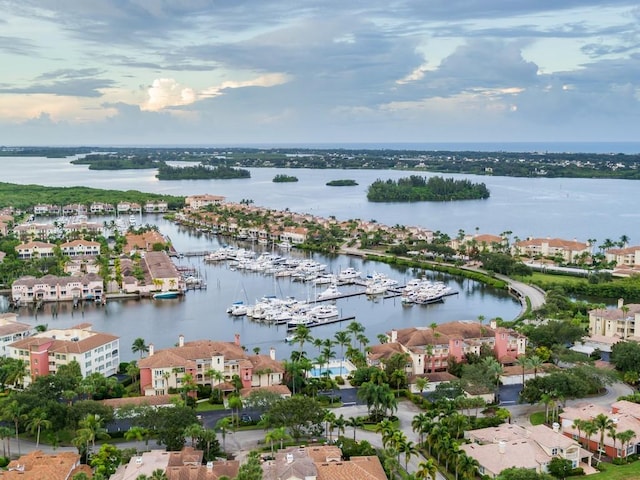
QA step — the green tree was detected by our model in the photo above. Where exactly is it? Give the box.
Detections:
[132,338,149,358]
[593,413,614,460]
[236,451,263,480]
[136,405,198,451]
[547,458,573,480]
[26,408,52,448]
[216,417,233,452]
[1,399,26,455]
[266,396,326,440]
[90,443,122,478]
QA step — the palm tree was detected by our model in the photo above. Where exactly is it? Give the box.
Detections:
[400,439,418,471]
[516,356,529,385]
[1,400,25,455]
[184,423,204,448]
[227,395,243,427]
[457,454,479,480]
[334,330,350,369]
[76,413,110,454]
[125,426,151,448]
[345,416,364,441]
[416,459,438,480]
[415,377,429,396]
[528,355,543,379]
[150,470,168,480]
[26,408,52,448]
[216,417,233,452]
[0,426,12,457]
[132,338,149,358]
[582,420,598,454]
[265,426,289,454]
[593,413,615,460]
[616,429,635,461]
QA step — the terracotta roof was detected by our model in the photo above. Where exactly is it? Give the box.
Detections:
[515,237,588,250]
[316,455,387,480]
[139,339,249,369]
[12,273,102,287]
[240,385,291,398]
[367,342,406,361]
[392,321,496,348]
[3,451,81,480]
[10,327,118,355]
[588,303,640,320]
[248,354,285,373]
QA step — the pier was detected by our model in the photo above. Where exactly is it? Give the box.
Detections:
[286,315,356,331]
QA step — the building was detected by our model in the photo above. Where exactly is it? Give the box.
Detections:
[560,401,640,459]
[0,313,37,357]
[144,200,169,213]
[60,239,101,257]
[138,334,284,396]
[7,323,119,387]
[124,230,169,254]
[185,194,225,209]
[262,445,388,480]
[0,451,88,479]
[141,251,184,293]
[368,320,526,376]
[15,241,56,259]
[110,447,238,480]
[605,246,640,267]
[461,423,593,478]
[588,301,640,341]
[513,237,590,263]
[11,273,104,305]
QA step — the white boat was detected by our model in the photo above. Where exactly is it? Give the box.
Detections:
[279,241,292,250]
[317,285,341,300]
[226,301,247,316]
[365,281,388,295]
[129,214,137,226]
[313,274,337,285]
[338,267,362,283]
[309,304,339,319]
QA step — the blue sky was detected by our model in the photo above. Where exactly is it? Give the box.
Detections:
[1,1,639,146]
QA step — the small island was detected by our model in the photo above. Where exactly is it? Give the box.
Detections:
[272,174,299,183]
[367,175,490,202]
[156,164,250,180]
[326,179,358,186]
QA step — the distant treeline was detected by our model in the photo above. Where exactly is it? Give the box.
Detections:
[71,156,161,170]
[156,164,250,180]
[0,182,184,210]
[326,179,358,186]
[367,175,490,202]
[273,174,298,183]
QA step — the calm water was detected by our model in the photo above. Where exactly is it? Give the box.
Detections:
[3,216,520,362]
[2,154,637,361]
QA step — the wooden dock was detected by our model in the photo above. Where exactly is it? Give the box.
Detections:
[286,315,356,331]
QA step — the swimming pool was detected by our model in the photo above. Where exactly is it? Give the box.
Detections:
[309,365,351,377]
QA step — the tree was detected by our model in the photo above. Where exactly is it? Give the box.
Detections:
[497,468,554,480]
[266,396,326,440]
[76,413,110,454]
[264,426,290,454]
[90,443,122,479]
[1,399,26,455]
[137,405,198,451]
[26,408,52,448]
[593,413,614,460]
[131,338,149,358]
[236,451,263,480]
[416,458,438,480]
[547,458,573,480]
[345,416,364,442]
[216,417,233,452]
[415,377,429,396]
[611,341,640,373]
[616,429,635,461]
[227,394,243,427]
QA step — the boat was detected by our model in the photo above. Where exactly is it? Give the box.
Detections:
[129,214,137,226]
[317,285,341,300]
[309,304,339,320]
[279,241,292,250]
[227,301,248,316]
[365,281,388,295]
[153,291,179,299]
[337,267,362,283]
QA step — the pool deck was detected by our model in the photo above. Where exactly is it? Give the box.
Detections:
[308,358,356,378]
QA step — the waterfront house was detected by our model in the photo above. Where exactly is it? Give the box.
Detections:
[60,239,101,257]
[461,423,593,478]
[0,313,37,357]
[0,213,13,236]
[7,323,119,387]
[279,226,308,244]
[124,230,169,254]
[513,237,590,263]
[14,223,58,241]
[11,273,104,304]
[32,203,60,216]
[63,220,102,237]
[14,241,56,259]
[185,194,225,209]
[138,334,284,396]
[560,401,640,459]
[144,200,169,213]
[90,201,113,214]
[62,203,88,216]
[368,320,526,375]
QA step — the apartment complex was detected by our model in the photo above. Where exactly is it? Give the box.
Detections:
[0,313,37,357]
[7,323,119,387]
[11,273,104,305]
[513,237,590,262]
[138,334,284,396]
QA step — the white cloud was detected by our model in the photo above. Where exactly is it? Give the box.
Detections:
[142,78,196,111]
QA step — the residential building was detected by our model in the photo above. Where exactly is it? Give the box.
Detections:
[64,257,101,275]
[0,313,37,357]
[461,423,593,478]
[279,226,308,244]
[588,300,640,341]
[141,251,184,293]
[32,204,60,216]
[262,445,388,480]
[14,221,58,240]
[450,233,507,254]
[15,241,56,259]
[605,246,640,267]
[11,273,104,305]
[90,202,113,214]
[144,200,168,213]
[513,237,590,262]
[560,401,640,459]
[138,334,284,396]
[185,194,225,209]
[1,451,88,479]
[7,323,119,387]
[0,213,13,236]
[368,320,526,376]
[110,447,237,480]
[63,220,102,236]
[62,203,88,216]
[124,230,168,254]
[60,239,101,257]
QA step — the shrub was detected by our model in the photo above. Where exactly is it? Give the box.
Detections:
[0,457,8,468]
[335,376,345,385]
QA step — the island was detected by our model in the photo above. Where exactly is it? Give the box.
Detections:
[272,174,299,183]
[156,164,250,180]
[367,175,490,202]
[326,179,358,186]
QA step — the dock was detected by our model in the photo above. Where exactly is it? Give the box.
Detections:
[286,315,356,331]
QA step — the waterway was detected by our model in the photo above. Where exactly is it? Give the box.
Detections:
[1,154,636,361]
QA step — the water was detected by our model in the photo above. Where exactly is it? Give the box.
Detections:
[2,154,637,361]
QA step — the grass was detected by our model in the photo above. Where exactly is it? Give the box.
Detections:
[529,411,546,425]
[589,460,640,480]
[362,418,400,432]
[196,402,226,412]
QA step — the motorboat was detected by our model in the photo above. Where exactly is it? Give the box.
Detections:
[317,285,341,300]
[337,267,361,283]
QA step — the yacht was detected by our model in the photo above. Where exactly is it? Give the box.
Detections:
[317,285,341,300]
[337,267,362,283]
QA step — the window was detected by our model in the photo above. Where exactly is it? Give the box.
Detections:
[552,448,558,455]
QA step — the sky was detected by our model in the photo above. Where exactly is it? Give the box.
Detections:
[0,1,639,146]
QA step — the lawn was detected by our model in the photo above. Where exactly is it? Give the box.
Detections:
[196,402,226,412]
[529,411,546,426]
[589,461,640,480]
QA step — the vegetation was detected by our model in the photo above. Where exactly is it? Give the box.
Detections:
[71,156,161,170]
[156,164,250,180]
[326,179,358,186]
[272,174,298,183]
[0,182,183,211]
[367,175,490,202]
